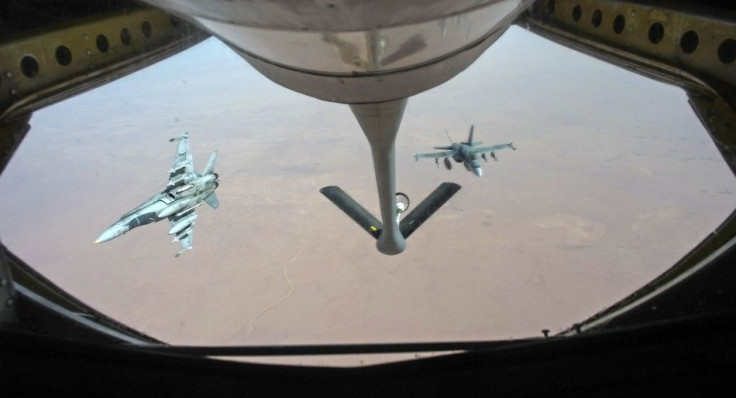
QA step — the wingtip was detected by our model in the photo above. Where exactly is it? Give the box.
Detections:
[169,131,190,142]
[175,246,192,257]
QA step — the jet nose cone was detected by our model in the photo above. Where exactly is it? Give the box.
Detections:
[95,227,118,243]
[473,168,483,177]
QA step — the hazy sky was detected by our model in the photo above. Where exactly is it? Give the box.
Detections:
[1,26,734,363]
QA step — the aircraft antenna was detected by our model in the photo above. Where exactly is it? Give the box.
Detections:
[444,128,453,144]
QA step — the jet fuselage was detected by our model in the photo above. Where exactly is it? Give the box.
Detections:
[453,144,483,177]
[95,173,218,244]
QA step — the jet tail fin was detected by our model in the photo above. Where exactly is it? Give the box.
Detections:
[465,125,474,145]
[202,150,218,175]
[204,193,219,209]
[320,183,461,244]
[320,186,382,239]
[399,182,461,238]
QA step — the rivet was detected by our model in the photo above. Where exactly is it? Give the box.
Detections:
[4,71,12,78]
[5,298,13,307]
[83,34,89,40]
[10,89,17,95]
[86,49,92,55]
[0,278,6,286]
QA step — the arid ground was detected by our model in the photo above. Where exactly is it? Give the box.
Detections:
[1,27,734,365]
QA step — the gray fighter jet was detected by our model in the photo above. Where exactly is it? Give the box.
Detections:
[414,125,515,177]
[95,132,219,257]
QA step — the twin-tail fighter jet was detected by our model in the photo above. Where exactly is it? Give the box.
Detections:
[95,132,219,257]
[413,125,515,177]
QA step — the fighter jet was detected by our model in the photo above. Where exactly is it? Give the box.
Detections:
[413,125,515,177]
[95,132,219,257]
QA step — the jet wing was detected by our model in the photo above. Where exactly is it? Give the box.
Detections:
[472,143,515,155]
[204,193,219,209]
[413,150,454,160]
[168,208,196,257]
[175,229,193,258]
[168,132,195,185]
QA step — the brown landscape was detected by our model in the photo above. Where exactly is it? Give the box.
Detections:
[1,27,735,366]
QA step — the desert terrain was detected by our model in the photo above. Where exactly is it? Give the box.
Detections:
[1,27,734,365]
